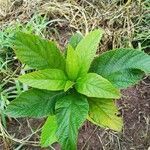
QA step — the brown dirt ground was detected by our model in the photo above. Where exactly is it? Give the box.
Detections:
[1,77,150,150]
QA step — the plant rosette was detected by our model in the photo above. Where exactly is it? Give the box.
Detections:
[5,30,150,149]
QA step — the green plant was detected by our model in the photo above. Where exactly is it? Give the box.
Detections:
[0,14,49,50]
[5,29,150,149]
[0,13,50,129]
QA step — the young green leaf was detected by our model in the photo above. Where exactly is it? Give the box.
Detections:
[69,32,83,49]
[88,98,123,131]
[55,93,89,150]
[76,29,104,76]
[90,48,150,89]
[12,32,65,70]
[66,45,79,80]
[64,80,74,92]
[40,116,57,147]
[75,73,121,99]
[18,69,68,91]
[5,89,64,118]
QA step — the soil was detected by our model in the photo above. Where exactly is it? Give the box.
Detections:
[1,78,150,150]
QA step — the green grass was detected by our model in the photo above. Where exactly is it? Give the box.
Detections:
[133,0,150,51]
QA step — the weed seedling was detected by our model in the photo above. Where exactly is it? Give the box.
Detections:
[5,30,150,149]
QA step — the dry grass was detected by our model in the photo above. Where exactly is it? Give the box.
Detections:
[0,0,148,49]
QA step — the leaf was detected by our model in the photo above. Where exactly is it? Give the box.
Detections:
[40,116,57,147]
[66,45,79,80]
[5,89,64,118]
[12,32,65,70]
[64,80,74,92]
[18,69,68,91]
[88,98,123,131]
[69,32,83,49]
[103,69,144,88]
[76,29,104,76]
[55,93,89,150]
[75,73,121,99]
[90,48,150,88]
